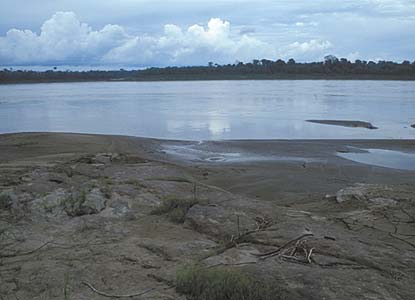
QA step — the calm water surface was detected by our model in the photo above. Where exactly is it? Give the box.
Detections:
[338,149,415,171]
[0,80,414,140]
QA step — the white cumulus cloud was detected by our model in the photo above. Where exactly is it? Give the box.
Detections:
[281,40,332,61]
[0,12,281,66]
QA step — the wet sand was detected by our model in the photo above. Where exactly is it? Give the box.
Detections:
[1,133,415,205]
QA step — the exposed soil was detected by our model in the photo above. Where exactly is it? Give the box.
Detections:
[1,133,415,300]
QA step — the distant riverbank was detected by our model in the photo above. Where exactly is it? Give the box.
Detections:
[2,58,415,84]
[2,73,415,84]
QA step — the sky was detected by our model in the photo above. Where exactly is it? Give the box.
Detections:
[0,0,414,68]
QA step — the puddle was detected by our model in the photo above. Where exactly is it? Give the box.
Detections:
[162,144,317,164]
[162,144,249,163]
[338,148,415,171]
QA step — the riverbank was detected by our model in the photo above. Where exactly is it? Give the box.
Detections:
[1,133,415,299]
[2,73,415,84]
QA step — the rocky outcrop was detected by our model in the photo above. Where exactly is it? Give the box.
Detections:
[336,184,367,203]
[336,184,403,207]
[64,188,107,216]
[1,136,415,300]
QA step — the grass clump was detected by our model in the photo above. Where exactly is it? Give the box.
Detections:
[124,179,146,189]
[62,190,87,217]
[0,193,12,210]
[151,196,198,223]
[176,265,279,300]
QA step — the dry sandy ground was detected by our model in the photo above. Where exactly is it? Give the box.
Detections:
[1,133,415,300]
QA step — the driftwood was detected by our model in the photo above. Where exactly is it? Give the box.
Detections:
[230,215,273,245]
[82,281,155,298]
[254,233,314,262]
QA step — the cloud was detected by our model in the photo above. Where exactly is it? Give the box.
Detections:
[281,40,332,61]
[103,18,277,66]
[0,12,129,65]
[0,11,340,67]
[0,1,414,64]
[0,12,280,66]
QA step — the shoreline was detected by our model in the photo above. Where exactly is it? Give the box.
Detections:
[1,132,414,198]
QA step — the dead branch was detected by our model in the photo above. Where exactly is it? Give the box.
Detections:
[82,281,155,298]
[307,248,314,263]
[254,233,314,259]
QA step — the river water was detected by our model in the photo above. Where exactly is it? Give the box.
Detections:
[0,80,414,140]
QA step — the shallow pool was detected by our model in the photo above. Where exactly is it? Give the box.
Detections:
[338,148,415,171]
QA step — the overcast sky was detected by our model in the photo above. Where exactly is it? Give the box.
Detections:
[0,0,414,68]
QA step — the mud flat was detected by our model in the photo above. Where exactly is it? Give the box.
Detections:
[1,133,415,300]
[307,119,378,129]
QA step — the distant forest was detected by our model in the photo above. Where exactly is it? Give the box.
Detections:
[1,56,415,83]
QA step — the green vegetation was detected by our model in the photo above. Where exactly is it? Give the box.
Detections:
[151,196,199,223]
[2,57,415,83]
[176,265,279,300]
[0,193,12,209]
[62,190,87,217]
[124,179,146,189]
[64,273,70,300]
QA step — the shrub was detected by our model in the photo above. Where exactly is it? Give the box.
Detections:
[151,197,198,223]
[0,193,12,210]
[62,190,87,217]
[176,265,279,300]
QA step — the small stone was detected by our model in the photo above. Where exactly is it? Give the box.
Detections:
[324,194,336,201]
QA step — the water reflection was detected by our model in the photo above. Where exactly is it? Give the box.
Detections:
[338,149,415,171]
[0,80,414,140]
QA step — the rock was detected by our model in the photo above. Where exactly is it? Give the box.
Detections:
[93,153,120,164]
[324,194,336,201]
[31,188,68,216]
[203,247,259,267]
[336,184,406,207]
[411,124,415,128]
[64,188,106,216]
[94,153,112,164]
[186,204,256,238]
[369,197,397,206]
[336,185,367,203]
[83,188,107,213]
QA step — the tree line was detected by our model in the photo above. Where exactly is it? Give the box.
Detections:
[1,56,415,83]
